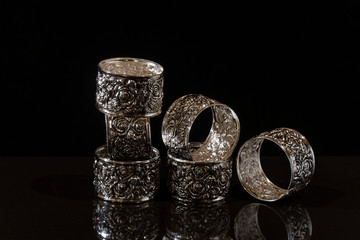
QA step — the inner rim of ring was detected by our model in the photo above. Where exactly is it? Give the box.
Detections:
[189,104,239,162]
[238,138,290,201]
[99,57,163,77]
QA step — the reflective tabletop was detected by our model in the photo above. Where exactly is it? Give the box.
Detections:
[1,156,358,239]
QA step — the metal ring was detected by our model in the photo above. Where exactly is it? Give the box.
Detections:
[234,202,312,240]
[236,128,315,201]
[93,145,161,203]
[96,57,164,117]
[167,142,233,202]
[162,94,240,162]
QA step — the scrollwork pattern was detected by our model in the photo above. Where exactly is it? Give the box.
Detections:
[106,116,151,160]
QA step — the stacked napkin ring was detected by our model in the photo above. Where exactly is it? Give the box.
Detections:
[94,57,163,203]
[162,94,240,202]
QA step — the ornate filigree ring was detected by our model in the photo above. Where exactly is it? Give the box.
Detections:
[236,128,315,201]
[96,57,164,117]
[167,143,232,202]
[93,145,161,203]
[162,94,240,162]
[234,202,312,240]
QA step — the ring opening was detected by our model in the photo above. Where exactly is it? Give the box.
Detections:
[189,107,213,147]
[190,105,239,162]
[260,140,292,190]
[238,138,288,201]
[99,57,163,77]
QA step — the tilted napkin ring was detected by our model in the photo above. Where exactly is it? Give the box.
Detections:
[162,94,240,162]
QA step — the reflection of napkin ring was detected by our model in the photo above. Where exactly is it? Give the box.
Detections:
[164,201,231,240]
[234,202,312,240]
[94,145,160,203]
[162,94,240,162]
[236,128,315,201]
[93,199,160,240]
[167,143,232,202]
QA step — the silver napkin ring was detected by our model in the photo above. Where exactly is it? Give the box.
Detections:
[236,128,315,201]
[96,57,164,117]
[94,145,160,203]
[234,202,312,240]
[167,143,232,202]
[162,94,240,162]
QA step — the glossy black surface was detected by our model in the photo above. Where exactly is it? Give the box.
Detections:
[1,156,359,239]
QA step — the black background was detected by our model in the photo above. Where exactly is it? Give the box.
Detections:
[1,0,359,157]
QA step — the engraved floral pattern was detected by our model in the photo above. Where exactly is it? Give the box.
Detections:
[106,116,151,160]
[93,146,160,202]
[96,72,163,116]
[167,154,232,201]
